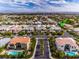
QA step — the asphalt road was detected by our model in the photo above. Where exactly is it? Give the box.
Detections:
[43,39,49,58]
[34,37,50,59]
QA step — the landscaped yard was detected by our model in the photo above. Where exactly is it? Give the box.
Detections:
[48,37,65,58]
[0,37,36,58]
[49,36,79,59]
[26,37,36,58]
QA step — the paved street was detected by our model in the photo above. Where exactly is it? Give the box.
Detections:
[34,37,50,59]
[43,39,49,58]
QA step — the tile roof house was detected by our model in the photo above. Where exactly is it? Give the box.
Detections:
[49,25,61,32]
[8,25,22,33]
[64,24,73,30]
[55,37,79,52]
[7,37,30,50]
[72,28,79,35]
[0,25,22,33]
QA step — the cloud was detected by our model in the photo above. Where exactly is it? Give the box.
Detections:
[0,0,79,13]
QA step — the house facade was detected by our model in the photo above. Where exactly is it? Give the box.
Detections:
[55,37,79,52]
[7,37,30,50]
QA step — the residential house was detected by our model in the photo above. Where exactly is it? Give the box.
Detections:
[49,25,61,32]
[72,28,79,35]
[7,37,30,50]
[64,24,73,30]
[55,37,79,52]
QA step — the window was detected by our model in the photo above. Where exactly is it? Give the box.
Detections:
[8,44,15,49]
[72,46,73,48]
[21,43,27,49]
[16,43,21,50]
[74,46,76,48]
[61,45,63,47]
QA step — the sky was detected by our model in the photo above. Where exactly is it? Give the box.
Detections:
[65,0,79,2]
[0,0,79,13]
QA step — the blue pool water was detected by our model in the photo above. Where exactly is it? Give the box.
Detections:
[7,51,23,56]
[8,51,19,56]
[65,52,77,56]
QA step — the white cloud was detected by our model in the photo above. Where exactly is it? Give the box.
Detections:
[0,0,79,13]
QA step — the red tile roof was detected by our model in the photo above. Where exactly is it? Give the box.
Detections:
[9,37,30,45]
[56,38,78,47]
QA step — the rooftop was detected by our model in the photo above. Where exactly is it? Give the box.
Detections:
[9,37,30,45]
[73,28,79,32]
[56,37,78,47]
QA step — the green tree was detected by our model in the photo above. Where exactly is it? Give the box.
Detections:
[18,31,26,36]
[3,31,12,37]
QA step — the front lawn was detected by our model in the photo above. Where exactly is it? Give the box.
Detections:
[23,37,36,58]
[48,37,65,58]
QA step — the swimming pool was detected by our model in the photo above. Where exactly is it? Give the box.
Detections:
[65,52,77,56]
[7,50,23,56]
